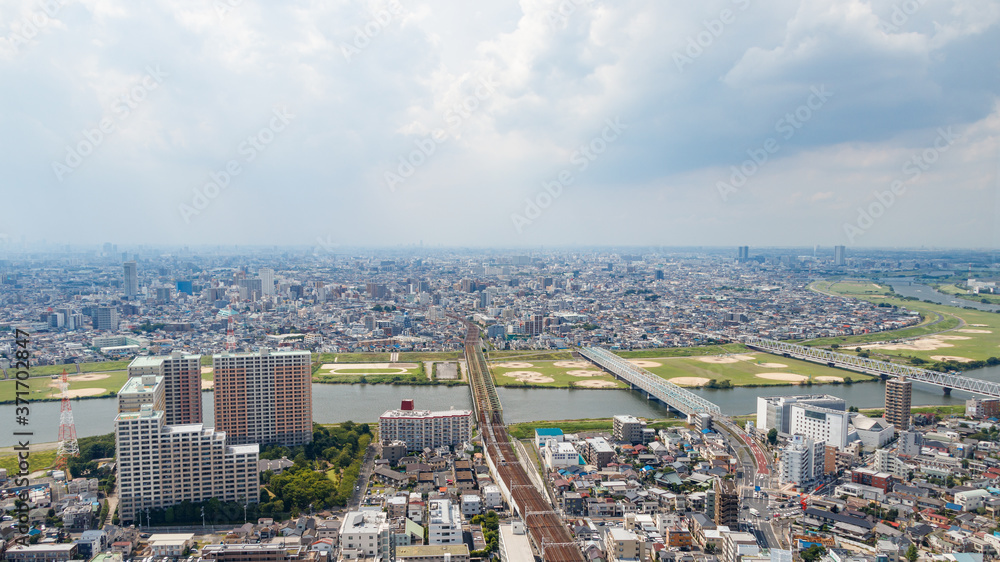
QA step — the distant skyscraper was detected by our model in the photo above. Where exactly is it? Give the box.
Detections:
[834,245,846,266]
[259,268,275,296]
[213,349,313,446]
[93,306,119,331]
[737,246,750,262]
[885,377,912,431]
[123,261,138,299]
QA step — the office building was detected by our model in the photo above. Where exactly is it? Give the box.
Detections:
[757,395,846,434]
[176,280,193,295]
[379,400,473,453]
[123,261,138,299]
[258,268,275,296]
[779,435,824,487]
[714,479,738,528]
[128,353,202,425]
[737,246,750,262]
[115,379,258,523]
[213,349,313,446]
[789,404,850,449]
[834,245,846,266]
[93,306,119,331]
[613,414,645,444]
[428,499,462,545]
[884,377,912,431]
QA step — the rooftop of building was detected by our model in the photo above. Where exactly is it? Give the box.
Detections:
[118,374,163,395]
[396,544,470,556]
[380,408,472,419]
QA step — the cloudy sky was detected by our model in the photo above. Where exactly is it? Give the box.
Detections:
[0,0,997,249]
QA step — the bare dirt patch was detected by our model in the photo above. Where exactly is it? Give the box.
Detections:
[567,370,604,377]
[755,373,808,382]
[669,377,712,386]
[201,367,213,374]
[496,362,534,368]
[731,354,757,361]
[864,337,961,351]
[65,374,110,382]
[757,363,787,368]
[814,376,844,383]
[574,380,618,388]
[503,371,555,384]
[930,355,974,363]
[628,360,662,368]
[57,388,107,398]
[697,356,740,364]
[201,379,214,389]
[956,329,992,334]
[553,361,591,368]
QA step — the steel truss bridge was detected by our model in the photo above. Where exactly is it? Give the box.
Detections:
[579,346,722,417]
[741,336,1000,398]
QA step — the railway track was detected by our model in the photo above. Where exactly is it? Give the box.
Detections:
[462,323,583,562]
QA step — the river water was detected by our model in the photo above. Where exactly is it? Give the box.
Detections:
[882,278,1000,313]
[6,376,999,447]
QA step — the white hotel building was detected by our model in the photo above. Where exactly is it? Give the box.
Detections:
[789,404,850,449]
[379,400,472,453]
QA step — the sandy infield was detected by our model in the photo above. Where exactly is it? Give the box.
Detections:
[202,379,214,389]
[64,374,110,382]
[575,380,618,388]
[956,329,992,334]
[732,354,756,361]
[553,361,591,368]
[57,388,107,398]
[758,363,787,368]
[814,376,844,383]
[496,362,534,368]
[669,377,712,386]
[697,356,740,364]
[201,367,213,374]
[971,324,989,327]
[865,336,966,351]
[503,371,555,384]
[939,335,972,340]
[931,355,974,362]
[755,372,808,382]
[567,370,604,377]
[628,360,662,368]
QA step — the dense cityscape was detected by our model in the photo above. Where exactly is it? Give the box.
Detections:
[1,246,999,562]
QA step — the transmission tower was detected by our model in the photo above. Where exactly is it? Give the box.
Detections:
[55,369,80,470]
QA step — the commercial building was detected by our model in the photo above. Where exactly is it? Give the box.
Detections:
[851,415,894,449]
[128,353,202,425]
[756,395,846,434]
[379,400,473,453]
[884,377,912,431]
[123,260,138,299]
[966,398,1000,420]
[613,414,645,444]
[779,435,824,487]
[213,349,313,446]
[428,499,463,545]
[115,401,259,523]
[714,479,739,528]
[541,439,581,469]
[851,468,894,492]
[789,404,850,449]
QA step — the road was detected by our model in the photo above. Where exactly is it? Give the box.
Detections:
[349,444,377,509]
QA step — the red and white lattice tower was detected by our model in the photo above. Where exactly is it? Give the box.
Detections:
[55,369,80,469]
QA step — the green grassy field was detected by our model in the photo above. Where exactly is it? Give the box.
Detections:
[0,370,129,404]
[487,350,575,361]
[640,352,875,387]
[810,281,1000,363]
[16,359,131,378]
[507,418,684,440]
[615,343,749,358]
[489,361,626,389]
[813,279,894,296]
[933,284,1000,305]
[398,352,462,361]
[0,449,58,474]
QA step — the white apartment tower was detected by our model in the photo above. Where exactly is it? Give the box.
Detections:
[127,353,202,425]
[123,261,138,299]
[379,400,472,453]
[259,268,275,296]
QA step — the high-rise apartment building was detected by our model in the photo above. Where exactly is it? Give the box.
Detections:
[779,435,824,487]
[258,268,275,296]
[93,306,119,331]
[123,261,138,299]
[737,246,750,262]
[613,415,645,445]
[884,377,912,431]
[127,353,203,425]
[834,245,846,266]
[379,400,472,453]
[213,349,313,447]
[114,377,258,523]
[714,479,738,528]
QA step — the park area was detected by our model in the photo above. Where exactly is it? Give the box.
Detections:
[0,370,129,404]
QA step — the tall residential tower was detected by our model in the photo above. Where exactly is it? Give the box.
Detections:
[884,377,912,431]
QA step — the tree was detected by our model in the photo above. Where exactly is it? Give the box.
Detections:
[767,428,778,445]
[849,406,859,412]
[801,545,826,562]
[906,544,919,562]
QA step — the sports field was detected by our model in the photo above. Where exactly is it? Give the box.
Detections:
[639,352,872,387]
[489,360,626,389]
[0,370,129,404]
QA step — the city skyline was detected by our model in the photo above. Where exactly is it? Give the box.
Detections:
[0,1,996,248]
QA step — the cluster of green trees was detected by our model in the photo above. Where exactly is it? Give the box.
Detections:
[469,511,500,556]
[801,545,826,562]
[702,379,732,389]
[68,433,117,492]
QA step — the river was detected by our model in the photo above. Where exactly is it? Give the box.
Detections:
[881,278,1000,313]
[8,374,1000,447]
